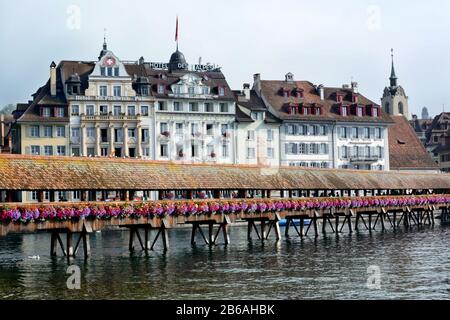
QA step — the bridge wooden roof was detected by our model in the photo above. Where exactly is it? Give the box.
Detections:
[0,154,449,191]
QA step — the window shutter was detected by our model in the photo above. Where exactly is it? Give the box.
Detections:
[325,144,329,155]
[369,128,375,139]
[293,143,298,155]
[338,146,342,159]
[285,143,289,155]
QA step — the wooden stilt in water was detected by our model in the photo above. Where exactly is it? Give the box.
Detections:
[129,227,136,252]
[66,231,74,258]
[208,223,214,246]
[355,212,360,231]
[82,231,91,258]
[144,227,150,251]
[50,232,58,256]
[161,223,169,251]
[260,220,266,242]
[273,214,281,241]
[191,223,198,245]
[285,218,291,237]
[313,211,319,237]
[335,215,340,234]
[247,221,253,240]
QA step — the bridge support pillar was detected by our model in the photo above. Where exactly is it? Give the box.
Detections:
[189,216,231,246]
[127,223,169,253]
[48,226,92,259]
[244,214,281,243]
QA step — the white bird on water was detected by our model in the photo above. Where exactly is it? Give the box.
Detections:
[28,255,40,260]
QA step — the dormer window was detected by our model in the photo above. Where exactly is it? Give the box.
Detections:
[303,106,309,115]
[157,85,165,95]
[372,107,379,117]
[42,107,51,118]
[336,93,344,103]
[289,104,299,115]
[352,94,358,104]
[218,87,225,96]
[294,88,304,98]
[341,105,348,116]
[311,106,322,115]
[357,106,364,117]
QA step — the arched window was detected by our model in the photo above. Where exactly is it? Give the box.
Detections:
[385,102,390,114]
[398,102,404,115]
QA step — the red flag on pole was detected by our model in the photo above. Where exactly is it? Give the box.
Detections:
[175,16,179,42]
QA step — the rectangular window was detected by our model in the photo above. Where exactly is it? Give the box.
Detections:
[44,126,53,137]
[86,105,94,116]
[87,127,95,138]
[71,105,79,116]
[267,147,274,159]
[114,106,121,116]
[56,126,65,137]
[299,143,307,154]
[101,128,108,142]
[113,86,121,97]
[141,106,149,116]
[30,125,40,137]
[55,107,65,117]
[173,102,182,112]
[219,103,229,113]
[158,85,165,94]
[142,129,149,142]
[319,125,327,135]
[115,128,123,142]
[107,68,113,77]
[364,127,370,139]
[340,127,347,139]
[175,123,184,135]
[100,148,108,157]
[188,87,195,96]
[99,105,108,115]
[143,148,150,157]
[100,86,107,97]
[375,127,382,139]
[71,128,79,138]
[189,102,198,112]
[352,127,359,139]
[114,68,119,77]
[191,144,199,157]
[191,123,199,135]
[267,129,274,141]
[377,146,383,158]
[44,146,53,156]
[206,124,214,136]
[56,146,66,156]
[247,130,255,140]
[373,108,379,117]
[342,106,348,116]
[160,122,168,134]
[128,128,136,138]
[100,67,106,76]
[31,145,40,155]
[357,107,363,117]
[286,125,295,135]
[87,147,95,157]
[30,191,38,201]
[205,103,214,112]
[127,106,136,116]
[158,101,167,111]
[247,147,256,159]
[71,147,80,157]
[222,144,229,158]
[221,124,229,135]
[42,107,51,117]
[311,125,319,136]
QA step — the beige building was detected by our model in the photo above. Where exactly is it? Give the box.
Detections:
[13,61,70,158]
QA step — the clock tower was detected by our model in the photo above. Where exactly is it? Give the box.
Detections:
[381,49,410,120]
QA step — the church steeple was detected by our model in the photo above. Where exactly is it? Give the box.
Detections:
[390,48,398,87]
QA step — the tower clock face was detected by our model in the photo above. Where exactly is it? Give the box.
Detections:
[104,57,116,67]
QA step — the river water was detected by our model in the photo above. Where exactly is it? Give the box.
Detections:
[0,223,449,300]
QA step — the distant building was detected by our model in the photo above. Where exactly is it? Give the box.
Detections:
[410,114,433,145]
[381,50,410,120]
[253,72,392,170]
[421,107,431,120]
[388,116,439,173]
[0,114,14,153]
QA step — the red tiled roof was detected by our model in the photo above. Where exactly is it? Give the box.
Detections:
[0,154,448,191]
[260,80,393,124]
[388,116,438,170]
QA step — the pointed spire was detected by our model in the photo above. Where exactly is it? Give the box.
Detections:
[103,28,108,50]
[390,48,398,87]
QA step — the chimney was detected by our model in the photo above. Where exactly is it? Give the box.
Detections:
[243,83,251,100]
[342,84,350,89]
[139,56,145,65]
[0,114,4,147]
[351,81,358,93]
[50,61,57,96]
[318,84,325,100]
[285,72,294,83]
[253,73,261,94]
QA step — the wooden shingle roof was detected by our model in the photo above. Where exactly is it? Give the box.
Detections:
[0,155,449,191]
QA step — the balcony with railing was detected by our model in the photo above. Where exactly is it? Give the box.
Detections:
[349,155,382,163]
[80,114,141,122]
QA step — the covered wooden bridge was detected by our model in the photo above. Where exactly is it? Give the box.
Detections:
[1,154,450,259]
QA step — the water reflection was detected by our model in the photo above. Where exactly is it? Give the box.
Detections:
[0,225,449,299]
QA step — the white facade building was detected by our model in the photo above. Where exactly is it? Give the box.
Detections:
[252,73,392,170]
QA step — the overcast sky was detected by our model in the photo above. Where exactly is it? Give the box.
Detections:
[1,0,449,117]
